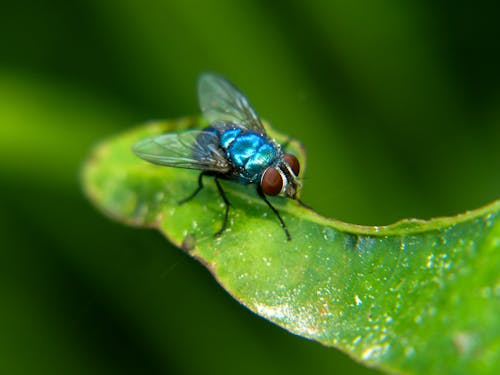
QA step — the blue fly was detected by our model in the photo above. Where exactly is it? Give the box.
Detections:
[133,73,302,240]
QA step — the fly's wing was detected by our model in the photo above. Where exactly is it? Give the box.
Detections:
[198,73,266,134]
[132,130,230,172]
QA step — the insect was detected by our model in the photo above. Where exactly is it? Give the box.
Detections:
[133,73,302,240]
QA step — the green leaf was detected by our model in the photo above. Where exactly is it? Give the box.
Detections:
[83,118,500,375]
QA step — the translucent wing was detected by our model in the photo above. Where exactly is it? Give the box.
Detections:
[132,130,230,172]
[198,73,266,134]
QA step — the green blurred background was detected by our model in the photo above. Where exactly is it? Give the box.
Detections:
[1,1,499,374]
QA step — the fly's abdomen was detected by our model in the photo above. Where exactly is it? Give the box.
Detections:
[224,131,278,182]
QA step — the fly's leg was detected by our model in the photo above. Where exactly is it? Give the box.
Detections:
[178,171,209,205]
[214,176,231,237]
[297,198,312,210]
[257,186,291,241]
[281,137,294,150]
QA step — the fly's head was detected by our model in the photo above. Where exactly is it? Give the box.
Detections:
[260,153,301,199]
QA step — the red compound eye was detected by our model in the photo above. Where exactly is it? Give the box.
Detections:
[283,153,300,176]
[261,167,283,196]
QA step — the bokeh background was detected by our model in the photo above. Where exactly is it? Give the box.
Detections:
[1,1,499,374]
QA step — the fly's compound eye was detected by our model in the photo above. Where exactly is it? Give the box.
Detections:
[283,153,300,176]
[261,167,284,196]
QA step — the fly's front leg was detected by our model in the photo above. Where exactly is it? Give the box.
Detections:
[297,198,312,210]
[281,137,293,150]
[257,186,291,241]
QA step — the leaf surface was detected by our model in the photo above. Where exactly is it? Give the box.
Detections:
[83,118,500,375]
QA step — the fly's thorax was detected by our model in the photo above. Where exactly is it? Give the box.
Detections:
[220,129,279,182]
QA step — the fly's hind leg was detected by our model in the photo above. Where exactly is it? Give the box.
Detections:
[213,176,231,237]
[178,171,209,205]
[179,172,231,238]
[257,186,291,241]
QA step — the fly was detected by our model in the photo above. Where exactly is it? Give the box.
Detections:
[133,73,303,240]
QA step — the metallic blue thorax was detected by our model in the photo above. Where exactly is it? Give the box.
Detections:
[211,127,279,183]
